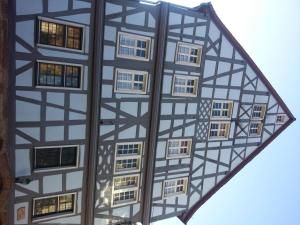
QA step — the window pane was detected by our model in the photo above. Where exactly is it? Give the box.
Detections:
[66,26,82,50]
[59,194,74,212]
[65,66,81,88]
[39,21,65,47]
[35,148,60,169]
[38,63,63,87]
[34,197,58,217]
[61,147,77,166]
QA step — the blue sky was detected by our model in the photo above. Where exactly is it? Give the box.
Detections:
[153,0,300,224]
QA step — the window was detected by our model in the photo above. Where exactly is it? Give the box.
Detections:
[209,122,230,139]
[163,177,188,198]
[117,32,151,61]
[114,175,139,190]
[112,190,138,206]
[37,61,82,89]
[175,42,202,66]
[33,193,75,218]
[249,122,263,136]
[114,142,142,174]
[211,101,233,119]
[114,69,148,94]
[33,146,78,170]
[39,18,83,50]
[166,139,192,159]
[276,114,286,124]
[251,104,266,120]
[111,175,140,207]
[172,75,199,97]
[116,142,142,156]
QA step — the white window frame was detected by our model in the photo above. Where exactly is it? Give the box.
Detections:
[276,114,286,124]
[211,100,233,120]
[114,142,143,174]
[111,188,139,207]
[248,121,263,136]
[116,32,151,61]
[114,68,148,94]
[111,174,140,207]
[33,145,79,173]
[37,16,85,53]
[172,75,199,97]
[32,192,76,222]
[36,60,83,90]
[208,121,231,140]
[166,139,192,159]
[175,42,202,67]
[163,177,188,198]
[251,104,266,120]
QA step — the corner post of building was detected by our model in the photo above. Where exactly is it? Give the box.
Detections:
[84,0,106,225]
[141,2,169,225]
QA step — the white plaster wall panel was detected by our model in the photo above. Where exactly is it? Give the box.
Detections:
[66,171,83,190]
[182,38,193,43]
[16,100,40,122]
[266,115,276,124]
[69,124,86,140]
[203,60,216,78]
[278,106,284,113]
[206,48,217,56]
[152,182,162,198]
[16,91,41,101]
[172,128,183,137]
[152,206,163,217]
[165,207,175,214]
[139,125,146,137]
[38,48,89,60]
[232,102,239,118]
[101,85,112,98]
[16,68,33,87]
[99,125,115,136]
[126,12,145,26]
[201,87,213,98]
[47,92,65,106]
[217,61,231,74]
[159,120,171,132]
[231,71,243,86]
[204,161,217,175]
[156,141,166,158]
[214,88,228,99]
[46,106,65,121]
[156,160,167,168]
[161,103,173,115]
[58,13,91,25]
[48,0,68,12]
[184,124,195,136]
[183,27,194,35]
[255,95,269,104]
[220,36,233,58]
[141,102,149,116]
[112,206,130,218]
[228,89,240,100]
[208,21,220,42]
[195,26,206,38]
[16,135,30,145]
[245,146,256,157]
[103,45,115,60]
[256,79,268,92]
[121,28,155,37]
[45,126,64,141]
[169,12,182,25]
[14,202,29,224]
[69,112,86,120]
[206,150,219,161]
[165,42,176,62]
[70,94,87,112]
[102,66,114,80]
[104,26,117,42]
[105,2,122,15]
[41,215,81,224]
[120,102,138,116]
[16,0,42,14]
[187,103,197,114]
[17,127,40,141]
[229,122,236,139]
[242,94,254,103]
[43,174,62,194]
[234,138,247,144]
[17,180,39,193]
[202,177,215,196]
[15,149,31,177]
[245,65,257,80]
[84,27,90,54]
[101,108,116,119]
[73,0,91,9]
[16,20,34,46]
[16,42,30,53]
[79,145,85,167]
[174,103,185,115]
[222,141,233,146]
[207,141,220,148]
[168,159,179,166]
[118,125,137,139]
[173,119,183,127]
[216,75,229,86]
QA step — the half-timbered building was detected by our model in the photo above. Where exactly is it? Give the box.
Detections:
[7,0,295,225]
